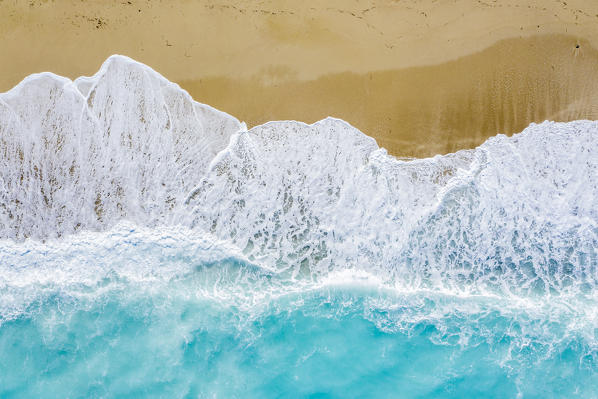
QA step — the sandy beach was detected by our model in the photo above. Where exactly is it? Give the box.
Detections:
[2,0,598,157]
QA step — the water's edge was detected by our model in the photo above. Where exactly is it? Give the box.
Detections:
[1,55,597,398]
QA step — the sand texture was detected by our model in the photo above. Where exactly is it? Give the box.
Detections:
[2,0,598,156]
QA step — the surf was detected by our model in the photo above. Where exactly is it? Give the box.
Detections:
[1,55,597,398]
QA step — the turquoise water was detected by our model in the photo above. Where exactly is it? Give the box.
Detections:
[1,252,597,398]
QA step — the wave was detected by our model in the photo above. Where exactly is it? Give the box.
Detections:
[1,55,597,299]
[0,55,243,240]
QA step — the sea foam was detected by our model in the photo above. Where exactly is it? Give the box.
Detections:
[1,56,598,398]
[1,55,597,299]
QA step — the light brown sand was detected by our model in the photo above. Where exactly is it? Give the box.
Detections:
[2,0,598,157]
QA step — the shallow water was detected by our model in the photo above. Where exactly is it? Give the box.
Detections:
[0,226,597,398]
[1,269,597,398]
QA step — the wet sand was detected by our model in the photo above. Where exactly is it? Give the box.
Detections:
[2,0,598,157]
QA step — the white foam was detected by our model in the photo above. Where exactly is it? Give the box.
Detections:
[1,56,597,299]
[0,55,243,240]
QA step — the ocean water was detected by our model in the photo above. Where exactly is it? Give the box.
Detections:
[1,56,597,398]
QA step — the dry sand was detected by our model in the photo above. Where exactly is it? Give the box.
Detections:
[2,0,598,157]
